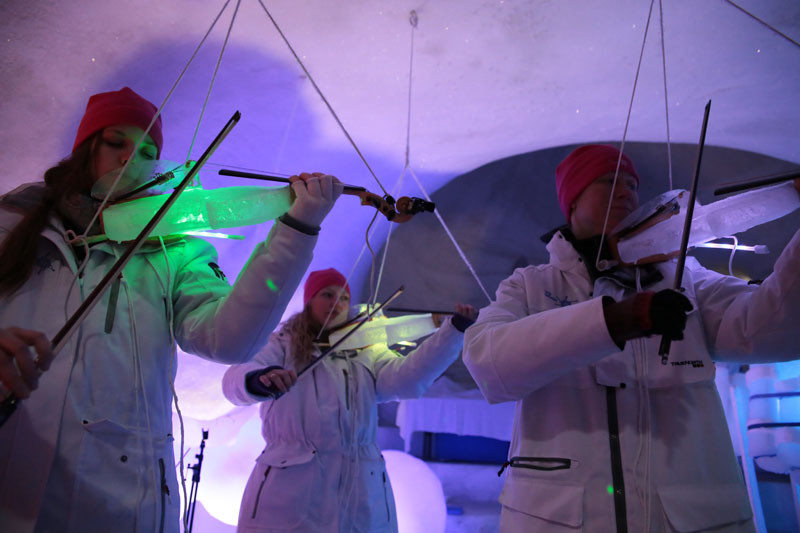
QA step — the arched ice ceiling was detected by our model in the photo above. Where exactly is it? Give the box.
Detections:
[1,0,799,300]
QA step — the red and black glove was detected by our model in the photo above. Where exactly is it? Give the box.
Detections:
[603,289,693,348]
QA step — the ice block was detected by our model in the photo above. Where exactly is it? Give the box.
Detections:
[101,185,292,242]
[617,182,800,264]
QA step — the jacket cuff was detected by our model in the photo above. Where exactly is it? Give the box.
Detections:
[245,366,283,397]
[278,213,320,236]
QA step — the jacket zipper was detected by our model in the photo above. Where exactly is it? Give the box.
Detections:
[158,458,168,533]
[251,466,272,519]
[343,369,350,410]
[497,456,572,476]
[606,386,627,533]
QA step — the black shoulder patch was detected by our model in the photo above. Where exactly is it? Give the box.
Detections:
[208,262,227,281]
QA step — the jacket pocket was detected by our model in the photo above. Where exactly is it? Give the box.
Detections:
[658,483,753,532]
[498,456,576,475]
[69,419,168,530]
[499,476,584,528]
[244,447,319,529]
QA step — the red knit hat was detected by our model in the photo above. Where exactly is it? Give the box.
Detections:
[72,87,163,156]
[555,144,639,222]
[303,268,350,305]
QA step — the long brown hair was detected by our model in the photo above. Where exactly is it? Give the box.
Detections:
[282,305,324,369]
[0,134,99,296]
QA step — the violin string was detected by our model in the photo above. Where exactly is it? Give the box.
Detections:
[658,0,674,190]
[595,0,656,272]
[407,167,493,304]
[255,0,391,198]
[79,0,233,242]
[724,1,800,49]
[184,0,243,181]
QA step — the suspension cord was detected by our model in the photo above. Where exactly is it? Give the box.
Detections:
[185,0,243,174]
[256,0,391,197]
[79,0,234,241]
[724,1,800,49]
[658,0,673,190]
[596,0,657,272]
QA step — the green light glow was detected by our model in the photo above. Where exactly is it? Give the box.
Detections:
[266,279,278,292]
[607,485,614,495]
[181,231,245,240]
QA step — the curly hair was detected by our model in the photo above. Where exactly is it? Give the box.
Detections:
[281,305,324,370]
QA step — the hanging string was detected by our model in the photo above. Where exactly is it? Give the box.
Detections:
[658,0,673,190]
[724,1,800,49]
[407,167,493,304]
[255,0,391,197]
[371,168,407,307]
[78,0,233,242]
[404,11,418,167]
[595,0,656,271]
[185,0,243,178]
[313,169,408,338]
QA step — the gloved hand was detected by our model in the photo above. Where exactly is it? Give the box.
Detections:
[286,172,343,228]
[603,289,693,348]
[245,366,297,400]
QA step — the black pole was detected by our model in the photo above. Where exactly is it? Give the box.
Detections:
[184,429,209,533]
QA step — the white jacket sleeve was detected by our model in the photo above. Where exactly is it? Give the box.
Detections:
[694,227,800,363]
[222,331,289,406]
[172,221,316,364]
[371,318,465,402]
[463,268,619,404]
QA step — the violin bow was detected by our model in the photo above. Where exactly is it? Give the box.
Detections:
[658,100,711,364]
[0,111,241,427]
[713,169,800,196]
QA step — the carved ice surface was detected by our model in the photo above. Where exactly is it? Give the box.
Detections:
[618,182,800,264]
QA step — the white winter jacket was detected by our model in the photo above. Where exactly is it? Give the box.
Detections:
[222,318,465,532]
[0,183,317,533]
[464,227,800,532]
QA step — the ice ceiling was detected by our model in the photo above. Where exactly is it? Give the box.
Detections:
[2,1,799,527]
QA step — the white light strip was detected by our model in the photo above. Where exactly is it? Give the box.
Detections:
[181,231,245,240]
[695,242,769,254]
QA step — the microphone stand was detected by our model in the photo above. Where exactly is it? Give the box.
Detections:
[184,429,209,533]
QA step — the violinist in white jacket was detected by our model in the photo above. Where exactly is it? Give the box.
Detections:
[0,87,342,532]
[222,268,477,532]
[463,144,800,532]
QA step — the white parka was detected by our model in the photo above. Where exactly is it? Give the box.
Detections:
[222,317,465,532]
[0,183,318,533]
[464,227,800,533]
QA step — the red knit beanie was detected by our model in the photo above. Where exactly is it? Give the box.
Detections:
[555,144,639,222]
[303,268,350,305]
[72,87,163,156]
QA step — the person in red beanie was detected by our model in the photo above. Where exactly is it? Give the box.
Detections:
[0,87,343,532]
[463,144,800,532]
[222,268,478,532]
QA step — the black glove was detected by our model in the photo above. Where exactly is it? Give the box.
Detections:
[648,289,693,341]
[603,289,693,348]
[245,366,285,399]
